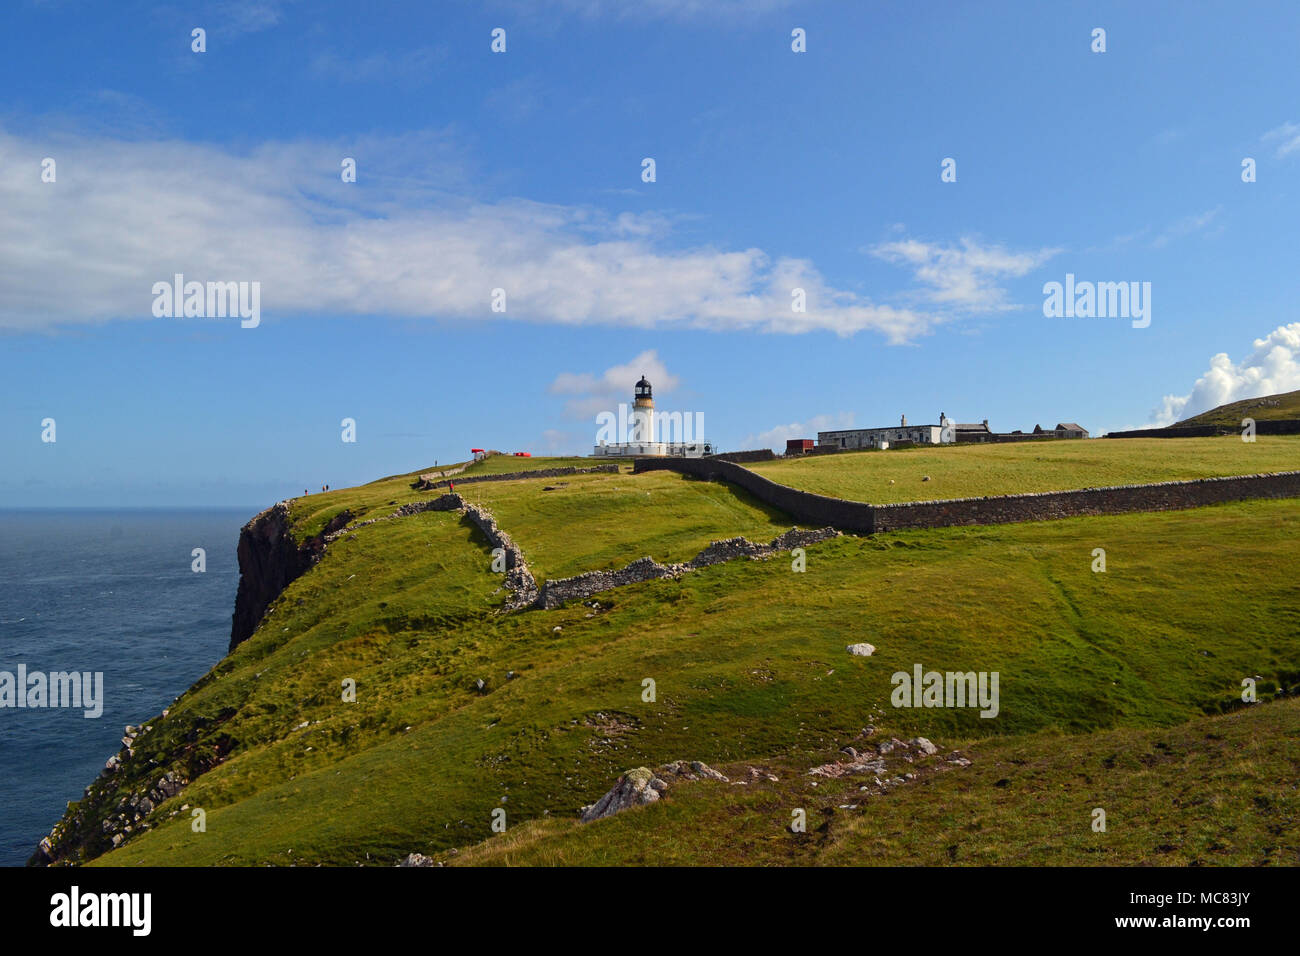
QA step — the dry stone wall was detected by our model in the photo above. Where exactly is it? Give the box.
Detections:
[633,457,1300,534]
[412,463,619,490]
[533,527,839,609]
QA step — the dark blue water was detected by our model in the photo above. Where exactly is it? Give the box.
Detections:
[0,509,249,866]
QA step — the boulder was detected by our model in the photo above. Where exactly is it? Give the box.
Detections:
[846,643,875,657]
[399,852,436,867]
[580,767,668,822]
[909,737,939,755]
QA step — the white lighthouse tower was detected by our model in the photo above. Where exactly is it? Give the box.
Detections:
[631,375,655,443]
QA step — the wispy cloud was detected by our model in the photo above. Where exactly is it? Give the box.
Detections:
[868,237,1060,312]
[549,350,679,419]
[1151,206,1222,249]
[740,412,855,453]
[310,45,449,84]
[1150,322,1300,426]
[1262,121,1300,159]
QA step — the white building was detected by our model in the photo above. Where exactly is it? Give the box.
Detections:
[818,413,956,451]
[592,376,712,458]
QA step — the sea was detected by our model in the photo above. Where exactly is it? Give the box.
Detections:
[0,508,250,867]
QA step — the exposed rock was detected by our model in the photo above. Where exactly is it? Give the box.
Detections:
[846,643,875,656]
[580,767,669,822]
[399,852,436,867]
[534,527,840,609]
[909,737,939,755]
[658,760,728,782]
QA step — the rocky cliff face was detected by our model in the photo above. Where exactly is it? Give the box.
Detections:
[228,502,350,652]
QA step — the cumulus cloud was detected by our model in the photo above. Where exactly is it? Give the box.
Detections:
[1152,322,1300,426]
[740,412,856,453]
[868,237,1060,312]
[549,350,679,419]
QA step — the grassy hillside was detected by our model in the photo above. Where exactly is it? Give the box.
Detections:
[748,436,1300,504]
[1176,389,1300,427]
[449,698,1300,867]
[56,451,1298,866]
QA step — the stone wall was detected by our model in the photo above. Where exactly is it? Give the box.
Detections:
[412,463,620,490]
[710,449,777,464]
[1106,420,1300,439]
[633,457,1300,534]
[533,527,840,609]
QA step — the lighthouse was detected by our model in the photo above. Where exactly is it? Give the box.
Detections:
[591,374,710,458]
[631,375,655,443]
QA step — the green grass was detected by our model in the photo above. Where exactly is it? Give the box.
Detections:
[447,699,1300,867]
[61,474,1300,867]
[457,470,802,581]
[748,435,1300,504]
[286,455,629,540]
[1177,389,1300,427]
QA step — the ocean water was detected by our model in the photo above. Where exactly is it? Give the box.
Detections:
[0,508,250,866]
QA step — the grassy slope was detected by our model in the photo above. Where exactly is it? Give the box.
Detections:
[1176,389,1300,427]
[458,470,802,581]
[287,455,631,541]
[448,698,1300,867]
[748,435,1300,504]
[83,462,1300,865]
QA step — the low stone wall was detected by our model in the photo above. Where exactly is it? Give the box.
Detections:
[634,456,877,532]
[328,493,538,609]
[634,457,1300,534]
[871,471,1300,531]
[533,527,840,609]
[1106,420,1300,438]
[710,449,777,464]
[412,464,620,490]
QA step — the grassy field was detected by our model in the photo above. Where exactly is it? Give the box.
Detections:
[748,436,1300,504]
[58,466,1299,866]
[286,454,631,540]
[458,470,802,581]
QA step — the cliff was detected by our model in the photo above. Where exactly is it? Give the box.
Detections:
[228,502,351,652]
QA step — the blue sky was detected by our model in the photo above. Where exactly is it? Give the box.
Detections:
[3,0,1299,506]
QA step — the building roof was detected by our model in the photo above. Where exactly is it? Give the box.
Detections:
[1056,422,1086,431]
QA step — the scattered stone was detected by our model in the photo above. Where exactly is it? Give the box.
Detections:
[658,760,728,782]
[909,737,939,755]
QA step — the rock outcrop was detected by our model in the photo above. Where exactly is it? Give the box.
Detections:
[580,760,728,822]
[229,503,352,652]
[580,767,668,822]
[534,527,839,609]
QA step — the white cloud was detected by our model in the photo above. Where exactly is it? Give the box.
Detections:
[740,412,855,453]
[0,128,982,342]
[1151,322,1300,426]
[868,237,1060,312]
[1263,122,1300,159]
[549,350,679,419]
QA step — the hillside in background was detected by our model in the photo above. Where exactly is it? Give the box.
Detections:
[32,446,1300,868]
[1176,389,1300,427]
